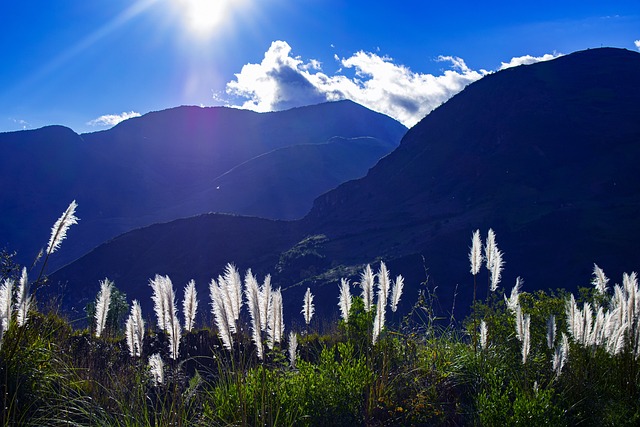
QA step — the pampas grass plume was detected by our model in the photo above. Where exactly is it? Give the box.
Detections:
[338,278,352,322]
[16,267,31,327]
[95,278,113,338]
[46,200,79,255]
[182,280,198,332]
[469,229,482,275]
[302,287,314,325]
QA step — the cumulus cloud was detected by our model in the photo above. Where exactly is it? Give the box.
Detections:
[499,53,562,70]
[635,40,640,50]
[225,41,559,128]
[87,111,141,127]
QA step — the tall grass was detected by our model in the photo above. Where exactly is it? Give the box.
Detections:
[2,206,640,425]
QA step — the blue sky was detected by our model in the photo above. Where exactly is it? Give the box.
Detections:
[1,0,639,133]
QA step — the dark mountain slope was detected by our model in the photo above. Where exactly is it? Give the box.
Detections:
[52,48,640,321]
[0,100,406,269]
[302,47,640,311]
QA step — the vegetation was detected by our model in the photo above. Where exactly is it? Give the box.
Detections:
[1,207,639,426]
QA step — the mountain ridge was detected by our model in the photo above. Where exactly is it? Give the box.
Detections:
[50,47,640,321]
[0,100,406,269]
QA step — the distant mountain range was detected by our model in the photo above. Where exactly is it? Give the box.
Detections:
[49,47,640,323]
[0,100,406,269]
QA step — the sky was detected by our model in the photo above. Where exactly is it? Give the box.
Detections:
[1,0,639,133]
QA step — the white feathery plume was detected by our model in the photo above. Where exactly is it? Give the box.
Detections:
[390,275,404,313]
[0,279,13,329]
[210,278,234,351]
[489,249,504,292]
[360,264,375,312]
[302,287,314,325]
[480,320,488,350]
[484,228,496,271]
[268,288,284,349]
[215,274,237,334]
[125,316,136,357]
[592,264,609,295]
[274,288,284,345]
[46,200,79,255]
[150,275,168,331]
[624,272,638,327]
[565,293,579,342]
[515,304,525,342]
[125,300,145,357]
[182,280,198,332]
[583,302,594,346]
[522,313,531,364]
[377,262,391,307]
[372,283,387,345]
[223,263,243,324]
[244,270,263,359]
[607,323,627,355]
[469,229,483,275]
[553,333,569,376]
[0,279,13,346]
[154,275,181,360]
[168,316,182,360]
[288,331,298,368]
[547,315,556,350]
[94,278,113,338]
[561,333,569,364]
[505,277,523,313]
[16,267,31,327]
[591,306,605,346]
[259,275,272,332]
[149,353,164,386]
[338,278,352,322]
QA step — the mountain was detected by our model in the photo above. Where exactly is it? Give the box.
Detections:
[51,48,640,322]
[0,100,406,269]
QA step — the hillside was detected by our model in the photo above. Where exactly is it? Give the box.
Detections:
[51,48,640,320]
[0,100,406,269]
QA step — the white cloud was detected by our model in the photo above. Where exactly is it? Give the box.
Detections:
[10,118,30,130]
[225,41,560,128]
[635,40,640,50]
[87,111,141,127]
[499,53,562,70]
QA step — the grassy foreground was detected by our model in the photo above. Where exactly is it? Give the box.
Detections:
[1,272,639,426]
[0,203,638,426]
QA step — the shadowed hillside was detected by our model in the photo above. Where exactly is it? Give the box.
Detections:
[51,48,640,321]
[0,100,406,269]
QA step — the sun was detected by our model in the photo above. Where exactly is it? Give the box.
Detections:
[176,0,239,37]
